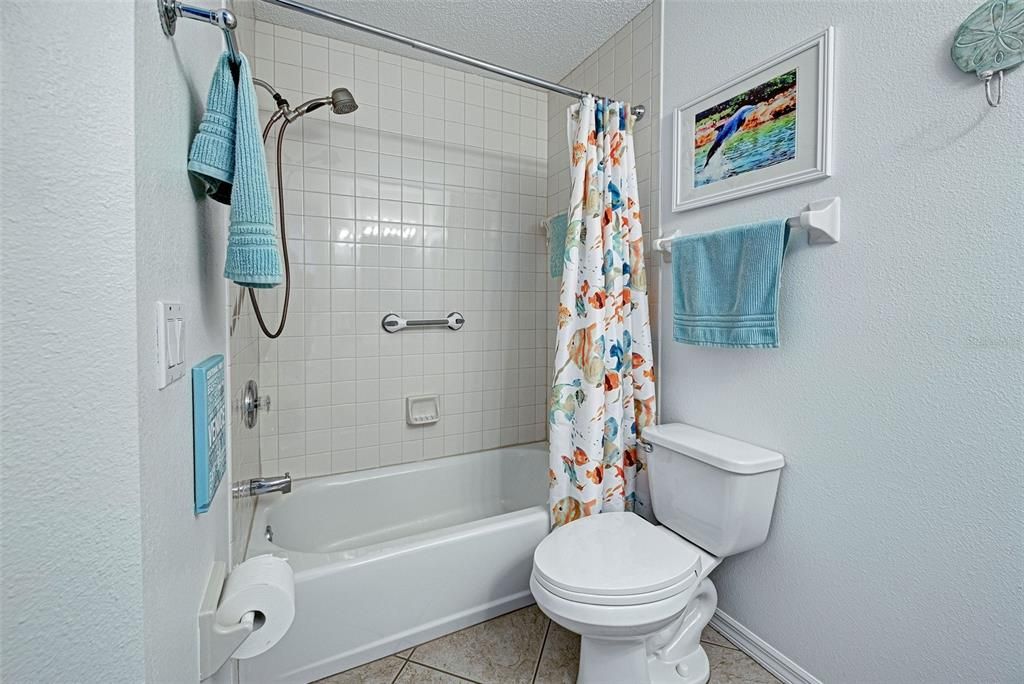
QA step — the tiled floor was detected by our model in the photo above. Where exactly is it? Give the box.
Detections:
[316,606,781,684]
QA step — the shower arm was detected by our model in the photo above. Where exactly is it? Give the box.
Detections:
[253,78,298,122]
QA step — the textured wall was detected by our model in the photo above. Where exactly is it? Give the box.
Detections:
[658,2,1024,682]
[133,1,235,681]
[1,0,238,681]
[249,21,550,480]
[0,2,147,681]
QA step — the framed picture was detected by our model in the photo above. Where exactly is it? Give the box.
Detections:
[672,27,834,213]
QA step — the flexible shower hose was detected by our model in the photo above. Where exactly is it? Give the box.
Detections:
[247,112,293,338]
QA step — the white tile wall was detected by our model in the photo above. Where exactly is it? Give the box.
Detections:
[545,2,663,357]
[249,22,550,480]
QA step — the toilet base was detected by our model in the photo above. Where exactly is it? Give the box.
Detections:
[576,642,710,684]
[647,646,710,684]
[567,577,718,684]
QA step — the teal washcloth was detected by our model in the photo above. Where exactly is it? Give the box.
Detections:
[671,219,790,348]
[188,54,236,205]
[222,54,282,288]
[547,213,569,278]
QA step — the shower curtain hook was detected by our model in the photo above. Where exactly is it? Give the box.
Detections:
[981,70,1003,107]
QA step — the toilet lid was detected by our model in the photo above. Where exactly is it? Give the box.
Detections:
[533,512,701,599]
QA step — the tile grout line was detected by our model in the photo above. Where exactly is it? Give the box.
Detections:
[390,657,410,684]
[703,637,741,652]
[702,626,742,652]
[531,619,552,684]
[404,659,485,683]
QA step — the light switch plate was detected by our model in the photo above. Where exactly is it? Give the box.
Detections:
[157,301,185,389]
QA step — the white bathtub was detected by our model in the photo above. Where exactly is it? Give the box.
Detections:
[239,442,549,683]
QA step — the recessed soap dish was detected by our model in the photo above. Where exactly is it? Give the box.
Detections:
[406,394,440,426]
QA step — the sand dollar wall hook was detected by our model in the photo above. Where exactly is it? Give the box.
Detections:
[981,69,1005,105]
[951,0,1024,107]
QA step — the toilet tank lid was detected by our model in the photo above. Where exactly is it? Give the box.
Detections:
[642,424,785,474]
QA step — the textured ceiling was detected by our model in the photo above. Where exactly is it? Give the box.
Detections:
[254,0,651,85]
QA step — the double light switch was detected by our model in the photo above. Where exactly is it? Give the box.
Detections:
[157,301,186,389]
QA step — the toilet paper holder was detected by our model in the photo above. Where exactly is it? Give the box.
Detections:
[199,561,257,680]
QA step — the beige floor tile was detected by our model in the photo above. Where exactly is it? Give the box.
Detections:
[533,622,580,684]
[409,606,548,684]
[706,643,780,684]
[701,625,737,650]
[395,649,413,659]
[315,656,406,684]
[394,662,474,683]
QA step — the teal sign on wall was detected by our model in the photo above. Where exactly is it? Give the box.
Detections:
[193,355,226,514]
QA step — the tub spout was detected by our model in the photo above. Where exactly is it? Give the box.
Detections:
[233,473,291,498]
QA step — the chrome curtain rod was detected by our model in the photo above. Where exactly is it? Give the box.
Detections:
[259,0,646,121]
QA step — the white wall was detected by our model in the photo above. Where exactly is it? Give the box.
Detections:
[249,22,550,479]
[658,2,1024,682]
[0,2,146,680]
[134,1,235,680]
[1,1,236,681]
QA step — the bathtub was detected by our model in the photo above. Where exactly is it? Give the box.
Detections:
[239,442,550,683]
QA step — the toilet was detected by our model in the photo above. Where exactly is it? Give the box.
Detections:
[530,423,785,684]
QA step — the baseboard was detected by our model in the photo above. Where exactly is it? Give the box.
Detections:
[709,609,822,684]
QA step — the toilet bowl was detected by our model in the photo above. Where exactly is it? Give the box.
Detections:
[531,512,720,684]
[531,423,785,684]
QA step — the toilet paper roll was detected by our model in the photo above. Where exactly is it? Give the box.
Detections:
[216,554,296,659]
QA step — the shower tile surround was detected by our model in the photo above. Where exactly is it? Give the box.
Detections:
[250,21,552,479]
[228,288,261,566]
[230,2,262,568]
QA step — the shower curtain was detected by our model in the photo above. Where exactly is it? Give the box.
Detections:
[548,96,656,528]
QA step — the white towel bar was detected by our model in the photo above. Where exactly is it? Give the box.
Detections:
[654,197,841,255]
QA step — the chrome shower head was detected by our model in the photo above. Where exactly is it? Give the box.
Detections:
[330,88,358,115]
[290,88,358,118]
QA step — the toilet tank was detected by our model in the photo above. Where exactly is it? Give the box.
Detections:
[643,423,784,558]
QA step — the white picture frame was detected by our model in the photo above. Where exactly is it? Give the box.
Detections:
[672,27,835,213]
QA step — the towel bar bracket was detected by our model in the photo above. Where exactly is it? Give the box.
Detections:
[798,197,841,245]
[159,0,240,62]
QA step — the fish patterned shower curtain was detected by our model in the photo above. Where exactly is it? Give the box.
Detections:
[548,96,656,528]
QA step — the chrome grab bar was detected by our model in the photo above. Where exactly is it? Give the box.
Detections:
[381,312,465,333]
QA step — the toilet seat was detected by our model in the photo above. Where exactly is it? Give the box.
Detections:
[533,512,702,607]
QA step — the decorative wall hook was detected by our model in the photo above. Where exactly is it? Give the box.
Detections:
[981,69,1005,105]
[951,0,1024,107]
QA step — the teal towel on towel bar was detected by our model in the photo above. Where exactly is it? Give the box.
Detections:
[189,52,282,288]
[224,53,281,288]
[547,213,569,278]
[187,54,237,204]
[670,219,790,348]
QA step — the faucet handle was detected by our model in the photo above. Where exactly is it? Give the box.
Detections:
[241,380,271,429]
